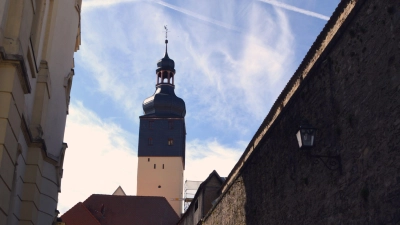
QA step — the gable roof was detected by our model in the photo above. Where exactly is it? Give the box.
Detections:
[83,194,179,225]
[61,202,101,225]
[112,186,126,196]
[179,170,224,223]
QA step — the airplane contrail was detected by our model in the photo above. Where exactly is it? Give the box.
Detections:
[259,0,330,21]
[153,0,242,32]
[83,0,241,31]
[83,0,140,8]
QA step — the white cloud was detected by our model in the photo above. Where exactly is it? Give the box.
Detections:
[185,139,243,181]
[58,102,137,214]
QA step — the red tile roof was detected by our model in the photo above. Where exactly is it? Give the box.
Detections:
[62,195,179,225]
[61,202,101,225]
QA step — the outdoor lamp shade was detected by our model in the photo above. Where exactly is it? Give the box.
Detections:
[296,126,316,149]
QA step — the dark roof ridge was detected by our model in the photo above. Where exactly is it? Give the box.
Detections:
[87,194,167,198]
[61,201,84,216]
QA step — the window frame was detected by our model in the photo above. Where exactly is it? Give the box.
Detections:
[149,120,154,129]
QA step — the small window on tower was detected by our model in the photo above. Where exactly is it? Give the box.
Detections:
[148,158,150,162]
[163,164,164,169]
[149,121,154,129]
[168,138,173,146]
[154,164,156,169]
[168,120,174,130]
[148,138,153,146]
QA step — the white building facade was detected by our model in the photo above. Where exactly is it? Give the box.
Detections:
[0,0,81,224]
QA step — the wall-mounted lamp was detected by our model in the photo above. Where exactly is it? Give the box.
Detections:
[296,124,316,149]
[296,124,342,173]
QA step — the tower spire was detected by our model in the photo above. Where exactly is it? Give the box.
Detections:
[156,25,175,86]
[137,27,186,215]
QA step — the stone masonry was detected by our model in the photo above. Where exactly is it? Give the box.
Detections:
[201,0,400,224]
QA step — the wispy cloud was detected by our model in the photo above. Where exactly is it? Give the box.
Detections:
[153,1,241,32]
[179,3,295,132]
[259,0,330,20]
[83,0,241,31]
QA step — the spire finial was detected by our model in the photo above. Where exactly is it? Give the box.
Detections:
[164,25,169,56]
[164,25,168,40]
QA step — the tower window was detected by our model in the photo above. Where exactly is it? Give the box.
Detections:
[163,164,164,169]
[149,121,154,129]
[148,138,153,145]
[154,164,156,169]
[158,185,161,188]
[168,138,173,146]
[168,120,174,129]
[148,158,150,162]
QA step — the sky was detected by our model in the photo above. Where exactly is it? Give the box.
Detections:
[58,0,340,214]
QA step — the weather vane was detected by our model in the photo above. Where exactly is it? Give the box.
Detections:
[164,25,168,39]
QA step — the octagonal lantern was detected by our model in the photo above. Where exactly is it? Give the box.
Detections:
[296,125,316,149]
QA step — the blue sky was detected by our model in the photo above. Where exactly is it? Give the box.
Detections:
[58,0,339,213]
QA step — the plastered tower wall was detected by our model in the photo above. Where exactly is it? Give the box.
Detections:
[137,157,184,214]
[0,0,81,224]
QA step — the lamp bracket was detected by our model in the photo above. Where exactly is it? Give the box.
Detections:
[307,153,342,173]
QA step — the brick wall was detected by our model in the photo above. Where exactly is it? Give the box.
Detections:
[202,0,400,224]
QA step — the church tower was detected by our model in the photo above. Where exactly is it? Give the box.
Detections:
[137,38,186,216]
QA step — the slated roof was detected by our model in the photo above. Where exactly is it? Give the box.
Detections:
[142,85,186,117]
[83,195,179,225]
[61,202,101,225]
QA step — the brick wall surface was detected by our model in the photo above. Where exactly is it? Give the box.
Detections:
[202,0,400,224]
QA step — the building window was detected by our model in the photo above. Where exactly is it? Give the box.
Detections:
[154,164,156,169]
[158,185,161,188]
[168,138,173,146]
[148,158,150,162]
[149,121,154,129]
[163,164,164,169]
[168,120,174,129]
[148,138,153,145]
[194,200,198,212]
